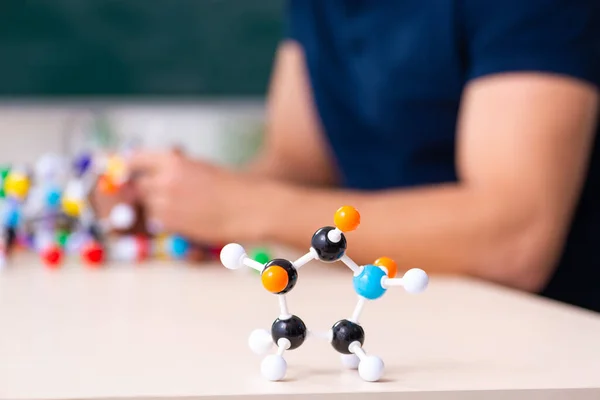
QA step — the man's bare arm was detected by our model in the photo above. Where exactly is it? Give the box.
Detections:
[251,74,598,292]
[246,41,338,187]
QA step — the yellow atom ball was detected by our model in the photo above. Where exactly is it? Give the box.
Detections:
[62,198,84,217]
[4,173,30,199]
[106,156,127,182]
[334,205,361,232]
[155,234,170,259]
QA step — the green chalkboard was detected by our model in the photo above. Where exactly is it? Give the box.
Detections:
[0,0,285,97]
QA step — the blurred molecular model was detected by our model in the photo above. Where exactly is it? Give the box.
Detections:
[0,150,222,269]
[220,206,429,382]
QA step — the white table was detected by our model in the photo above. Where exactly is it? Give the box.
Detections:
[1,253,599,400]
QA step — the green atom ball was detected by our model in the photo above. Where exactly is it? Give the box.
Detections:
[249,247,272,275]
[250,247,271,264]
[56,230,69,248]
[0,166,10,198]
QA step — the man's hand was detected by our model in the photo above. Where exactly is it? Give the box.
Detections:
[126,150,271,244]
[89,178,148,235]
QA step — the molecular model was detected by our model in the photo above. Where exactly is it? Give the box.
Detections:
[220,206,429,382]
[0,150,223,269]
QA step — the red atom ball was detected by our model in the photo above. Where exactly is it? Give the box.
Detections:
[42,245,63,268]
[82,241,105,267]
[135,235,150,262]
[208,245,224,260]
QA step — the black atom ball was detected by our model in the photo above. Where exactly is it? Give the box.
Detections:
[6,227,16,249]
[88,223,104,243]
[330,319,365,354]
[271,315,308,350]
[311,226,347,262]
[262,258,298,294]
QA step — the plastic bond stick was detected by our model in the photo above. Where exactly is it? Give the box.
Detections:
[219,205,429,382]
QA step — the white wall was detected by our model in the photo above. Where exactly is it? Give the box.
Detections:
[0,100,266,166]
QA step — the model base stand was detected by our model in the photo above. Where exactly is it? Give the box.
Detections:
[220,206,429,382]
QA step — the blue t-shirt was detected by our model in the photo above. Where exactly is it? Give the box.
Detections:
[286,0,600,311]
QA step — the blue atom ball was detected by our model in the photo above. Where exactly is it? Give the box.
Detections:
[4,206,20,228]
[353,264,387,300]
[45,187,62,208]
[73,153,92,177]
[169,235,190,259]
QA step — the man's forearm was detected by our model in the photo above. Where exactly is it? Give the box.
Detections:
[252,180,557,291]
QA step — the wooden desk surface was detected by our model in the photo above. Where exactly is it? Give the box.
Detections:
[1,254,599,400]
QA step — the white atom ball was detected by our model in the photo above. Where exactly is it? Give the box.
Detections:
[402,268,429,293]
[220,243,246,270]
[261,354,287,381]
[248,329,273,355]
[340,353,360,369]
[35,153,64,180]
[358,355,385,382]
[109,203,136,230]
[64,180,85,200]
[34,229,55,252]
[110,236,138,262]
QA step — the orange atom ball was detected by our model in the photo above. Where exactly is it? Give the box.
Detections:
[334,206,361,232]
[98,175,119,195]
[374,256,398,278]
[261,265,289,294]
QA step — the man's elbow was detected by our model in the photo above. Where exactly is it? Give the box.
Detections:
[472,206,563,293]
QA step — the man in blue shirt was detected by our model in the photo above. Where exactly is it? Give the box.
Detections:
[128,0,600,311]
